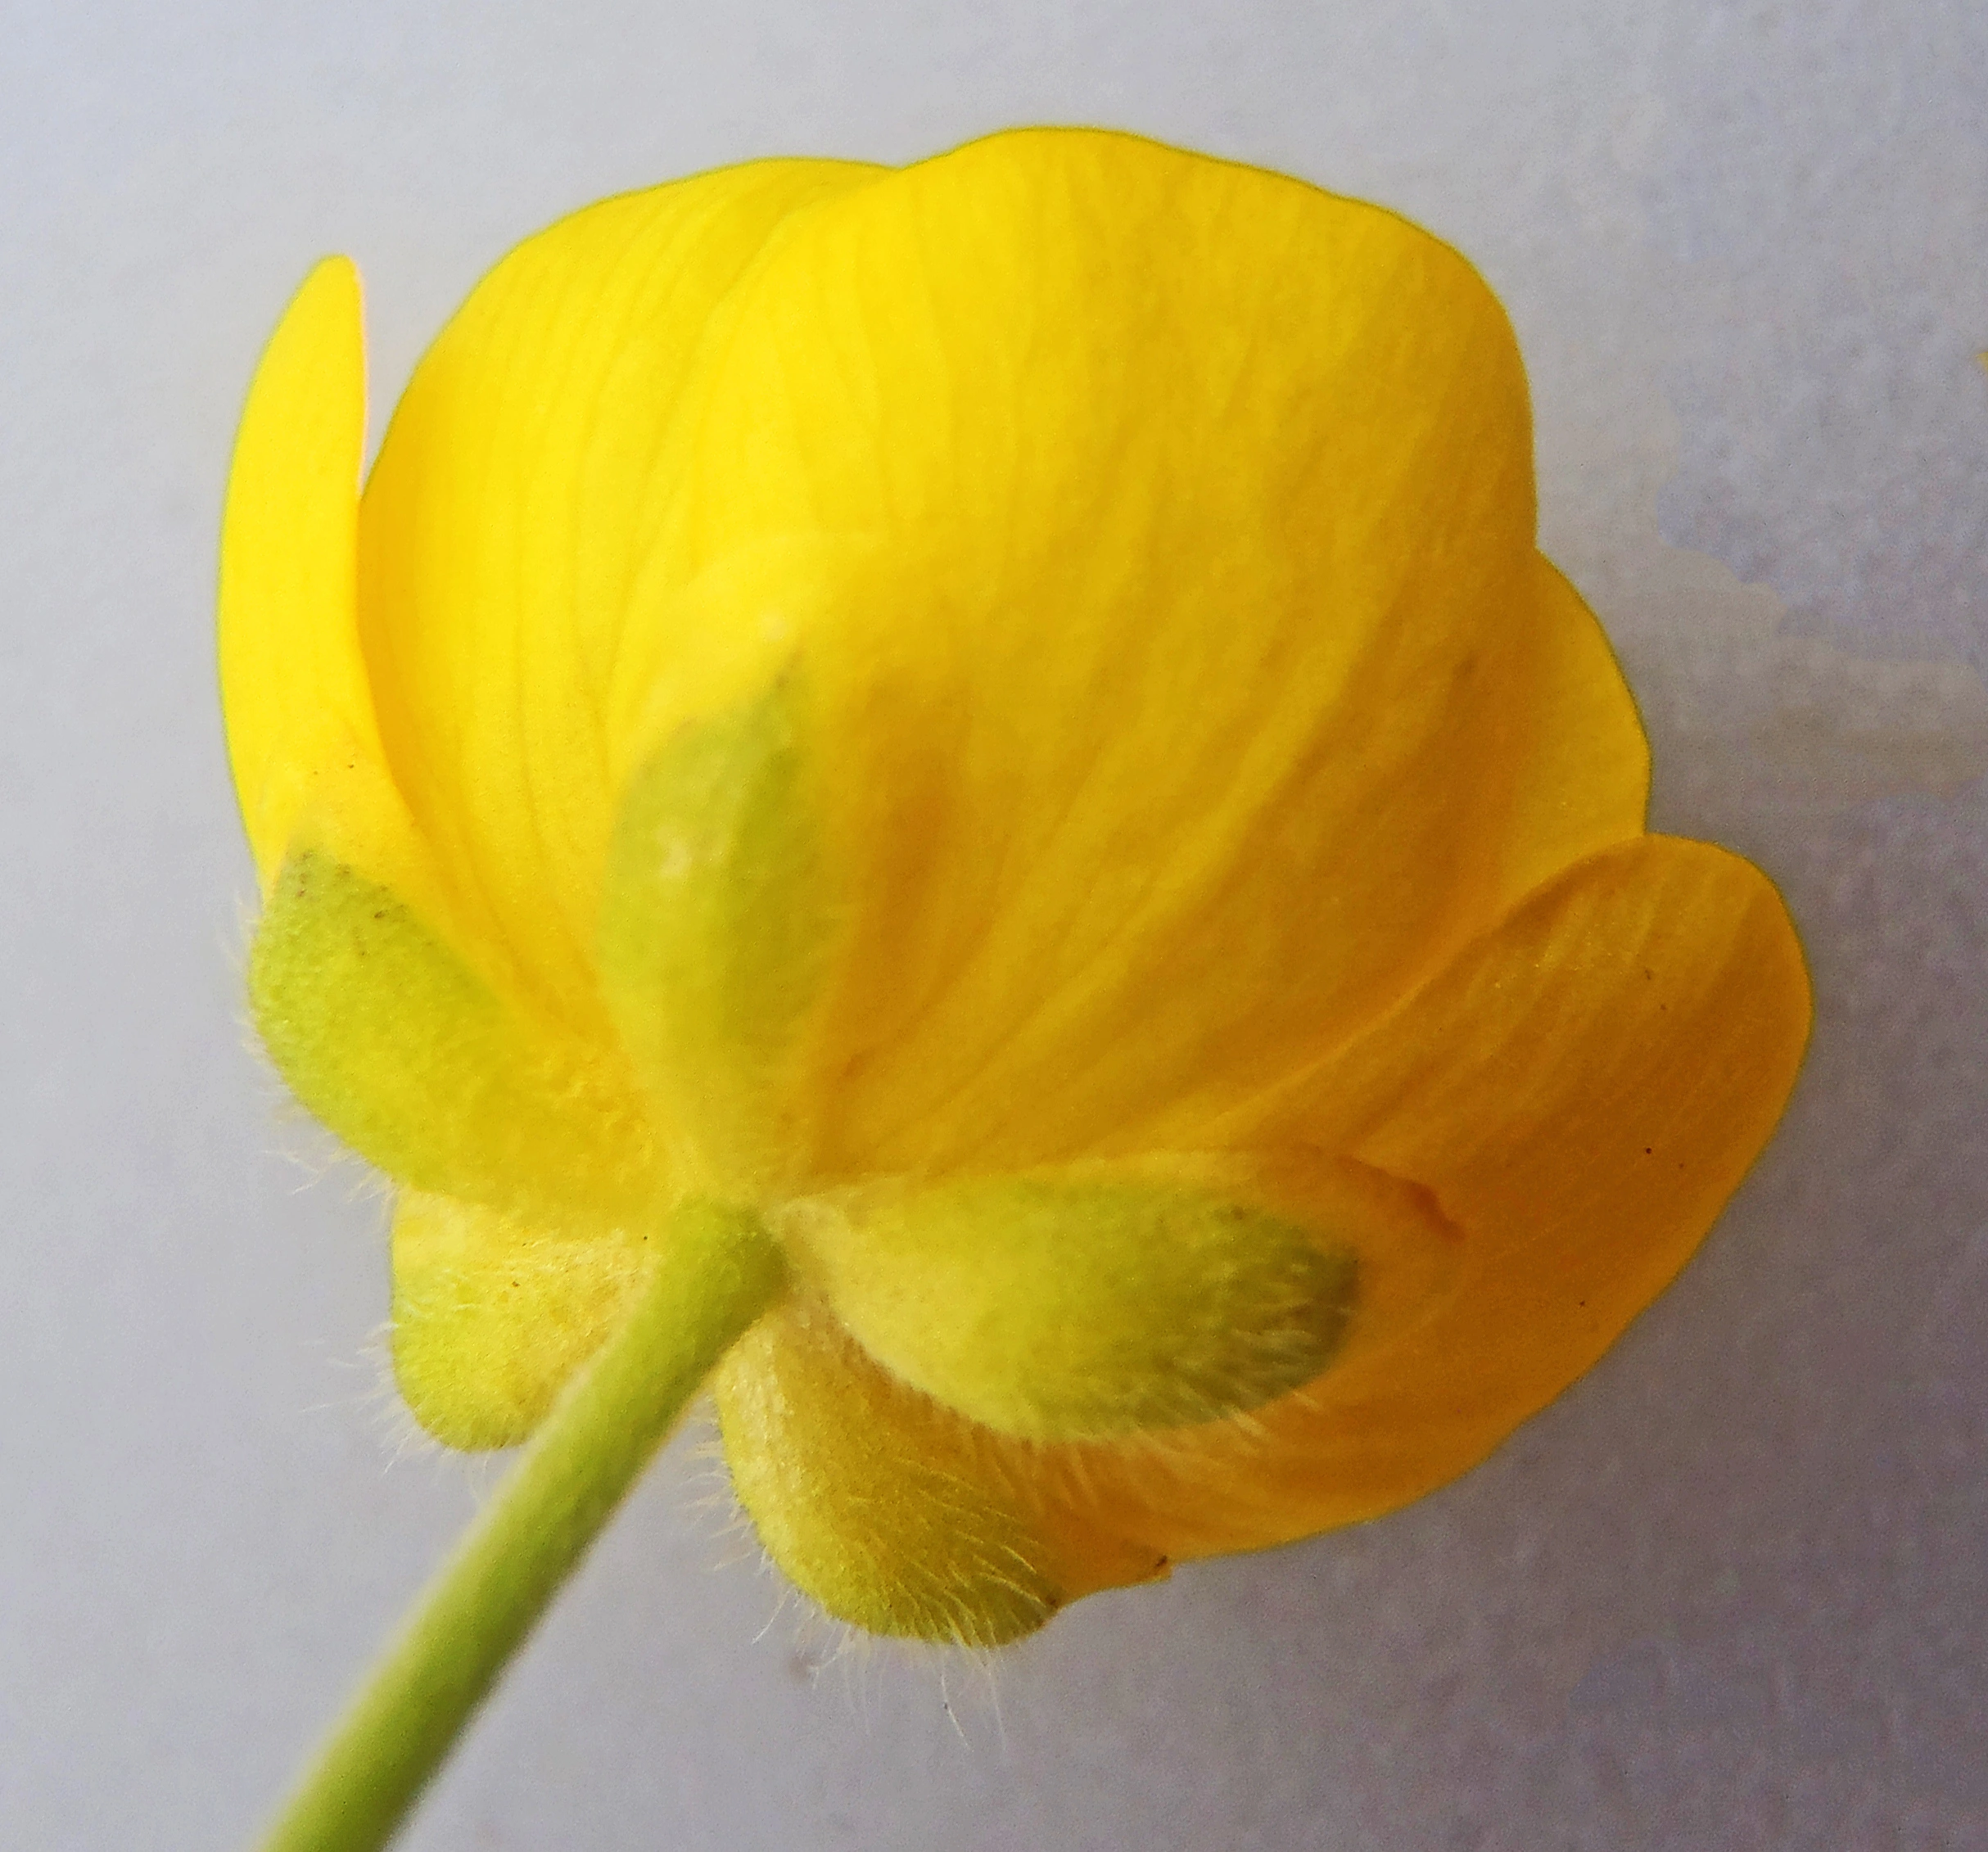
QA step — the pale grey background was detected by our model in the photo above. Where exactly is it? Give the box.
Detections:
[3,4,1985,1849]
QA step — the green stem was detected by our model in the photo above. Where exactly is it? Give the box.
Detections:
[257,1199,784,1852]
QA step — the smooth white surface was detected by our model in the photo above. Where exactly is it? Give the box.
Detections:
[2,5,1985,1849]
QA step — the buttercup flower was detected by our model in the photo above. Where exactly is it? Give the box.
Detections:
[224,129,1808,1849]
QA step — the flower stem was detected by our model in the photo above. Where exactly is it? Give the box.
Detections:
[256,1199,784,1852]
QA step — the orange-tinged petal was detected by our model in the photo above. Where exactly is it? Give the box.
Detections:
[1480,554,1649,913]
[1055,835,1810,1565]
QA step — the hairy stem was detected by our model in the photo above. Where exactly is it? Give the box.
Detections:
[256,1199,784,1852]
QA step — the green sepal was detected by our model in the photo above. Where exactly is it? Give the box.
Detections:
[598,673,831,1190]
[716,1298,1065,1646]
[248,851,654,1218]
[794,1167,1359,1440]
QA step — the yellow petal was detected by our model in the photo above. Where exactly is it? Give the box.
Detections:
[619,129,1646,1180]
[390,1190,656,1451]
[1061,834,1811,1562]
[714,1294,1167,1643]
[219,255,460,944]
[217,255,522,989]
[221,260,656,1210]
[218,257,372,892]
[355,158,878,1032]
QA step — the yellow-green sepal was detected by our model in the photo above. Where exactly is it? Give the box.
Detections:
[715,1297,1070,1646]
[249,850,657,1222]
[788,1161,1360,1440]
[390,1191,657,1451]
[597,673,832,1193]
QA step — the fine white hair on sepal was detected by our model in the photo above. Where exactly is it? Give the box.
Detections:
[684,1427,1022,1737]
[357,1317,438,1469]
[357,1318,524,1516]
[682,1423,769,1577]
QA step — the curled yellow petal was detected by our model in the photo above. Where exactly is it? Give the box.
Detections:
[217,259,451,951]
[222,264,668,1228]
[218,256,370,892]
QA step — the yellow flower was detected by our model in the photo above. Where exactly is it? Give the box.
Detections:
[222,129,1810,1655]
